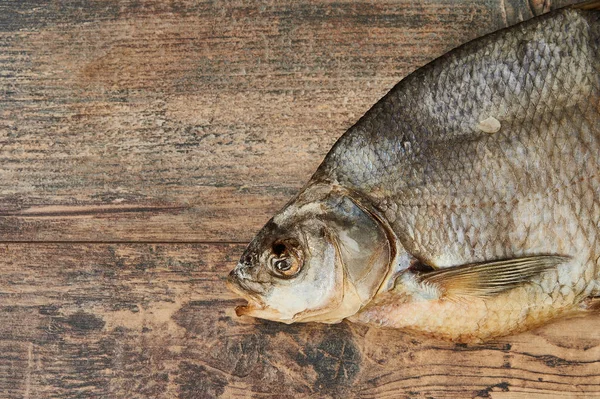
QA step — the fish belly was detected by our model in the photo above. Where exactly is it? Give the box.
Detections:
[354,260,589,342]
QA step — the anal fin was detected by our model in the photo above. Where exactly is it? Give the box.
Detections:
[584,296,600,312]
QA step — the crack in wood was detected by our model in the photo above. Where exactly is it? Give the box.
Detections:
[2,204,189,218]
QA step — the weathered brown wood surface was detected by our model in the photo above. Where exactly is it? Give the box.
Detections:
[1,0,599,398]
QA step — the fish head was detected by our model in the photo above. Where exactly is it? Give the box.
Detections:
[228,184,398,324]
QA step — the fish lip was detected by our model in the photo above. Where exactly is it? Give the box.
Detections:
[226,270,266,315]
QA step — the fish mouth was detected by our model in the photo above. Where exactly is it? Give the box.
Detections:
[226,270,266,316]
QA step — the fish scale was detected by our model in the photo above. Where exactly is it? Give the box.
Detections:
[319,8,599,258]
[324,8,600,338]
[229,6,600,341]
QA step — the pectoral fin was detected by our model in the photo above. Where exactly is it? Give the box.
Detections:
[417,255,569,298]
[573,0,600,10]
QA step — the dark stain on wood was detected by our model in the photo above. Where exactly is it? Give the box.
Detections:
[295,325,361,394]
[177,362,228,399]
[475,382,511,398]
[64,312,106,332]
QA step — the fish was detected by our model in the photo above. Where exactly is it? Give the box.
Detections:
[227,2,600,342]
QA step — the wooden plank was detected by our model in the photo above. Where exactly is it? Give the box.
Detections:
[0,243,598,398]
[0,0,582,242]
[2,1,599,398]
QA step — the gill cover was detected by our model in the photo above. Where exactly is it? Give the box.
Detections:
[286,186,397,323]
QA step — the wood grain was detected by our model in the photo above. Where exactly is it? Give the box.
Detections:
[1,0,600,398]
[0,0,579,242]
[0,243,598,399]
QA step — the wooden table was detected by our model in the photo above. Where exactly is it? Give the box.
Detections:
[1,0,599,397]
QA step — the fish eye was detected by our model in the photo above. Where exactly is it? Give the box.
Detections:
[269,240,303,278]
[274,259,292,272]
[270,256,301,277]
